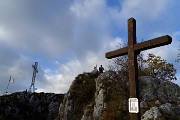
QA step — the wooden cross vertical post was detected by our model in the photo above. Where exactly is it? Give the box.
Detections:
[127,18,139,119]
[128,18,138,100]
[105,18,172,120]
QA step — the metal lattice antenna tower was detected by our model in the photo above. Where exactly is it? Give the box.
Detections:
[4,75,14,94]
[29,62,38,93]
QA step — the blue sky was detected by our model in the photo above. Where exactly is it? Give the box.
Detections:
[0,0,179,94]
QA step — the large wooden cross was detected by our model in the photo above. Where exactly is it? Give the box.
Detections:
[105,18,172,120]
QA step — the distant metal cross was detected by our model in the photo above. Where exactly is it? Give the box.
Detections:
[29,62,38,93]
[105,18,172,120]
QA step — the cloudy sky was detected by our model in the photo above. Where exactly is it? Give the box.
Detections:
[0,0,180,94]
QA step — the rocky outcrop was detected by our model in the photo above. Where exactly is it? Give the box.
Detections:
[139,76,180,104]
[141,103,180,120]
[58,71,180,120]
[139,76,180,119]
[92,74,106,120]
[81,103,94,120]
[0,92,64,120]
[58,71,129,120]
[59,72,98,120]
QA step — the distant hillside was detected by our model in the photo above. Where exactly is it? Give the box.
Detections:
[0,92,64,120]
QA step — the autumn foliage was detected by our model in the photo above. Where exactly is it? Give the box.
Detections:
[141,53,176,81]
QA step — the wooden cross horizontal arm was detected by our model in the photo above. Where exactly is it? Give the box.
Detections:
[105,46,128,59]
[105,35,172,59]
[134,35,172,52]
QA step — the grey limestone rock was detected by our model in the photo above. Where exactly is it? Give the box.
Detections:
[140,101,148,109]
[155,100,161,106]
[81,104,94,120]
[141,107,162,120]
[139,76,159,101]
[92,73,109,120]
[0,92,64,120]
[59,93,74,120]
[159,103,180,116]
[93,88,105,120]
[139,76,180,104]
[141,103,180,120]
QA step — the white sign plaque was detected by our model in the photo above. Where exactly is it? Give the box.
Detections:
[128,98,139,113]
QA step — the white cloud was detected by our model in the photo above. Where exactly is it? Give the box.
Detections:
[0,26,8,40]
[70,0,106,20]
[120,0,169,19]
[40,59,84,93]
[173,31,180,40]
[0,1,74,59]
[37,36,122,93]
